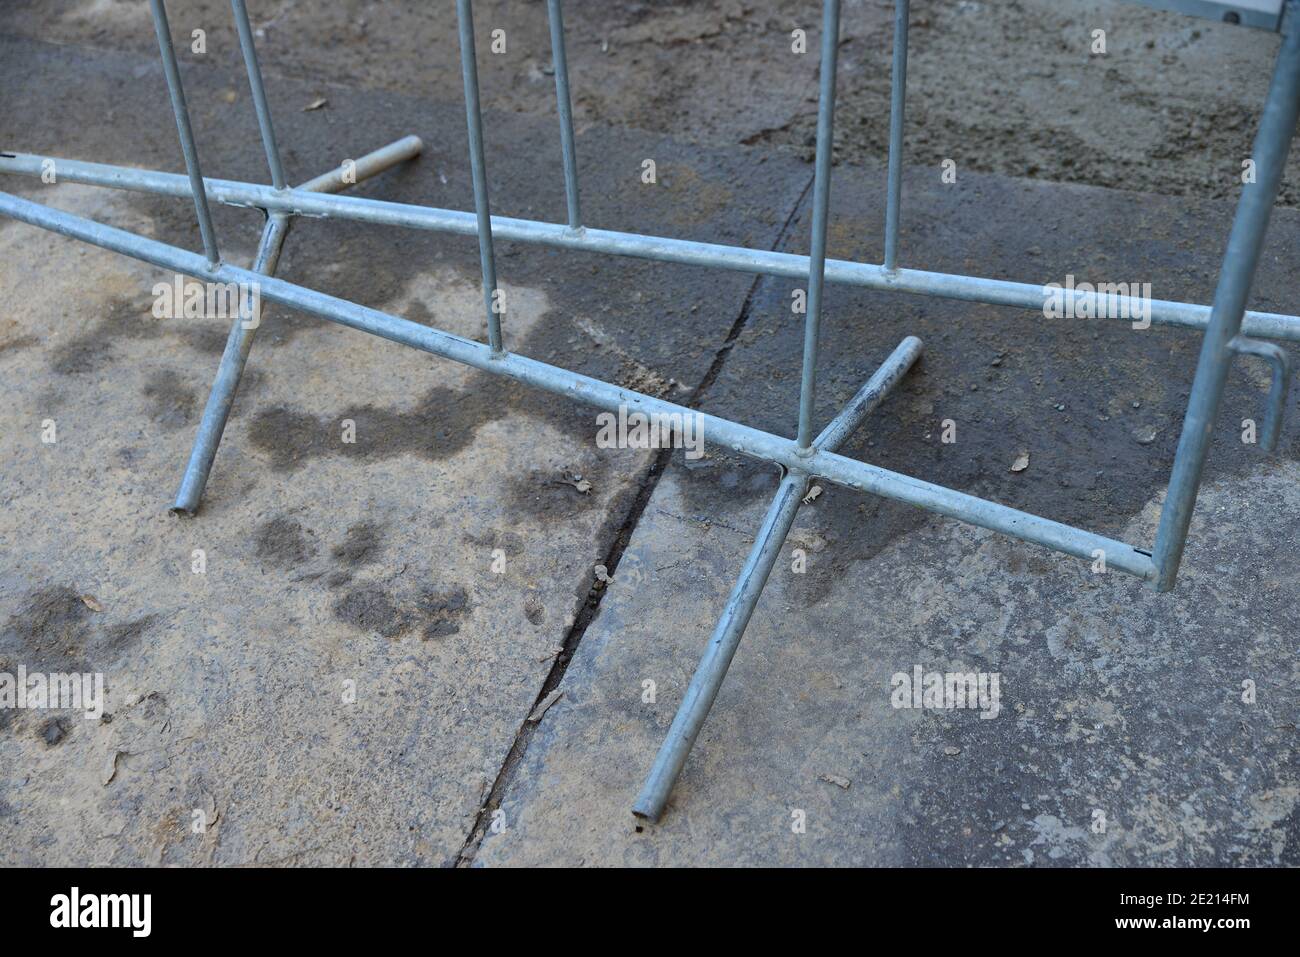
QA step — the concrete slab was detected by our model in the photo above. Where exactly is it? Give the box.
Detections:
[0,38,810,865]
[474,162,1300,865]
[10,0,1298,205]
[2,16,1296,868]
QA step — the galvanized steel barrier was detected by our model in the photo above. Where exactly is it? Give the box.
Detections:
[1,0,1297,822]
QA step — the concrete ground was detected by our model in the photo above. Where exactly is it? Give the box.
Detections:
[0,2,1296,866]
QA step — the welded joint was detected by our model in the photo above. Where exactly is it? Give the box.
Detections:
[1230,335,1291,451]
[779,464,813,496]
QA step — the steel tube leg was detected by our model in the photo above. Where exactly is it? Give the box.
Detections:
[173,0,292,513]
[149,0,221,267]
[813,335,922,450]
[230,0,287,190]
[1152,4,1300,592]
[173,213,289,513]
[634,336,923,821]
[297,135,424,193]
[796,0,841,450]
[456,0,504,354]
[883,0,909,272]
[633,471,808,822]
[546,0,582,229]
[172,139,425,514]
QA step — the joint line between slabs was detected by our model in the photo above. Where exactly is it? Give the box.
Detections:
[452,171,815,863]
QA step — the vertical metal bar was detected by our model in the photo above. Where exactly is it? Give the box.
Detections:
[795,0,841,450]
[230,0,287,190]
[633,471,808,822]
[149,0,221,267]
[456,0,504,354]
[1152,1,1300,592]
[546,0,583,229]
[883,0,909,272]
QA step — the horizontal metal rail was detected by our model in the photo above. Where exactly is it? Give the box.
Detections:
[0,188,1158,581]
[4,151,1299,342]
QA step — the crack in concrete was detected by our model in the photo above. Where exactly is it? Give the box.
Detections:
[453,170,817,867]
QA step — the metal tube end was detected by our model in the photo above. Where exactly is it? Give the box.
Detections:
[631,792,664,823]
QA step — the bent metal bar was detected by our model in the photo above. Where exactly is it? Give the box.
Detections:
[1,0,1297,822]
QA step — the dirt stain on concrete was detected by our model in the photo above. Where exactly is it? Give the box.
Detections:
[0,585,156,672]
[505,460,611,523]
[247,385,509,472]
[417,587,470,640]
[48,297,154,375]
[47,291,254,377]
[142,368,196,428]
[253,516,318,568]
[174,321,234,357]
[330,582,471,641]
[39,716,70,748]
[332,522,386,568]
[332,584,409,639]
[0,334,38,355]
[463,529,525,557]
[661,162,734,227]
